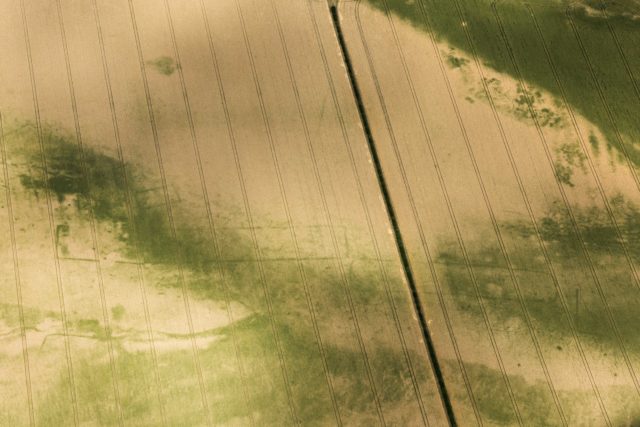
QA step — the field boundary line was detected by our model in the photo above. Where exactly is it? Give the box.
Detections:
[331,3,457,425]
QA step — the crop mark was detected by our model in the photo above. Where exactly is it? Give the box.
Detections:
[563,4,640,398]
[363,0,569,423]
[231,1,334,423]
[492,3,633,418]
[170,0,350,424]
[147,56,177,76]
[233,0,422,422]
[268,0,372,424]
[564,5,640,303]
[565,7,640,202]
[448,2,606,423]
[519,2,640,417]
[394,0,568,422]
[331,3,457,426]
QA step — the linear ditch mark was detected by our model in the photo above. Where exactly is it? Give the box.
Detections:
[328,4,457,426]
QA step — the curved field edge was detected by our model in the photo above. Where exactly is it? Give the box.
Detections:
[364,0,640,167]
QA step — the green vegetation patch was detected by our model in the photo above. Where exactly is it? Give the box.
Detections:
[439,195,640,352]
[365,0,640,165]
[445,360,640,425]
[5,121,432,424]
[0,303,56,329]
[9,122,253,273]
[36,313,431,425]
[510,195,640,257]
[147,56,178,76]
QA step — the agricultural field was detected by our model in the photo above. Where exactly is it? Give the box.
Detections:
[0,0,447,424]
[0,0,639,425]
[341,0,640,424]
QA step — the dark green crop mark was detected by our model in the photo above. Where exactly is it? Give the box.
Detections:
[512,195,640,257]
[5,122,434,425]
[513,84,564,128]
[553,142,587,187]
[445,360,640,425]
[147,56,178,76]
[365,0,640,165]
[439,196,640,351]
[445,47,469,69]
[12,122,252,274]
[110,305,125,322]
